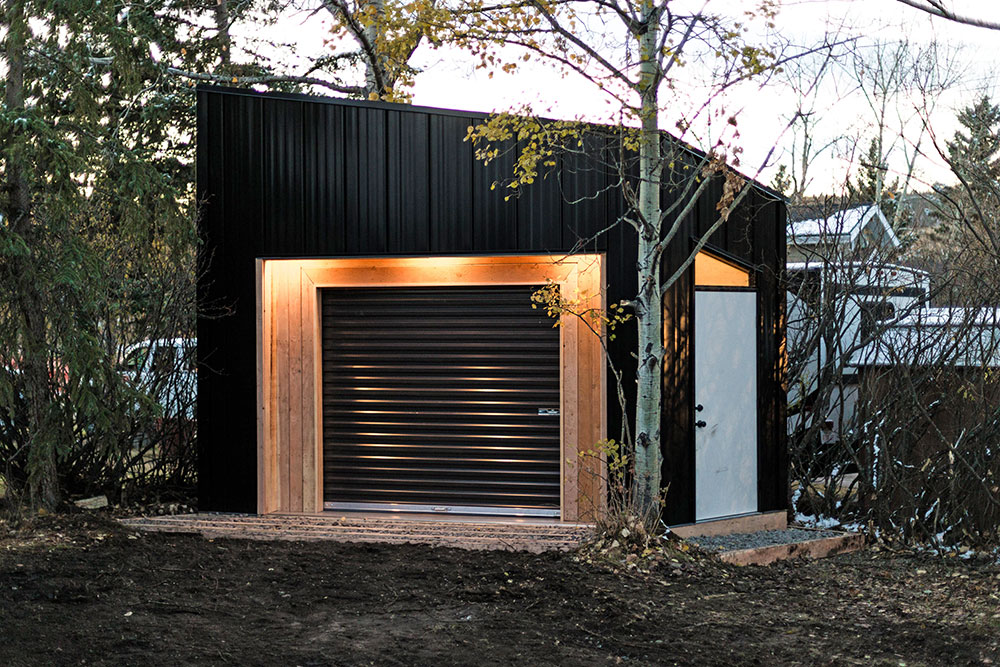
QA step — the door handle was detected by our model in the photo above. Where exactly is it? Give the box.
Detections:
[695,404,704,412]
[695,420,707,428]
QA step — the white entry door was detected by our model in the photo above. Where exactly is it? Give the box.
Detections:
[694,289,758,521]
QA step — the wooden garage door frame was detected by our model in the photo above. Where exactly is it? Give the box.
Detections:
[256,255,606,522]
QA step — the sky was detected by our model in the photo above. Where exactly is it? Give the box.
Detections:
[252,1,1000,196]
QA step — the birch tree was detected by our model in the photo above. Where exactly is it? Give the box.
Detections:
[448,1,811,515]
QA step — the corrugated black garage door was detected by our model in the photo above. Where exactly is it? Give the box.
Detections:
[320,286,561,515]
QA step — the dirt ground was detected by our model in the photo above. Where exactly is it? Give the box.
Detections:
[1,513,999,666]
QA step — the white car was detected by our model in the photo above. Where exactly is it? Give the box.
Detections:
[120,338,197,420]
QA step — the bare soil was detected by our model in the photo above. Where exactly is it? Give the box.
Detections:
[2,512,999,666]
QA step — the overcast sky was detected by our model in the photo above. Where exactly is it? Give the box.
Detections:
[260,1,1000,196]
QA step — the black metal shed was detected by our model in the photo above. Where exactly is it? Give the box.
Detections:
[196,85,787,527]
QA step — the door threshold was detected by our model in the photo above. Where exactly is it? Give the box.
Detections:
[321,509,586,526]
[324,501,560,519]
[695,510,759,523]
[670,510,787,538]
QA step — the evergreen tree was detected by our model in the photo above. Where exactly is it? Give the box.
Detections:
[922,95,1000,289]
[0,0,436,508]
[947,95,1000,181]
[850,137,900,222]
[771,164,792,198]
[0,0,246,508]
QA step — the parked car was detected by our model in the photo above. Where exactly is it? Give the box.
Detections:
[119,338,197,421]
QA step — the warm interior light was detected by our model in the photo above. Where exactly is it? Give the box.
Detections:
[694,250,751,287]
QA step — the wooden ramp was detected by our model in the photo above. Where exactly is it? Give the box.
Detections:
[120,513,593,553]
[685,527,865,566]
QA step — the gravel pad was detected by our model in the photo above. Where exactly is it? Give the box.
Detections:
[686,528,845,553]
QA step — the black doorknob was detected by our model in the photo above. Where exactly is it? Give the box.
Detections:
[695,404,704,412]
[695,420,707,428]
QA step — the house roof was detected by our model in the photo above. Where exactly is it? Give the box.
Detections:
[890,306,1000,328]
[786,260,928,278]
[788,205,901,250]
[849,306,1000,368]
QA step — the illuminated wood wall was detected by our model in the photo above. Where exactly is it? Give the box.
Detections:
[257,255,607,521]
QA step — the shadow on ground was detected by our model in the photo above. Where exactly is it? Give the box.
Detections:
[1,513,998,666]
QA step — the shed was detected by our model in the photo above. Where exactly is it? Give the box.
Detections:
[196,86,787,528]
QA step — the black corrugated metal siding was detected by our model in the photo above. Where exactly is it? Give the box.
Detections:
[320,286,561,510]
[196,86,787,523]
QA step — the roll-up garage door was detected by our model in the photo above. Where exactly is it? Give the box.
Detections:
[320,286,562,516]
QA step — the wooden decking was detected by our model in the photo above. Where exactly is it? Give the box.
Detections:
[121,512,595,553]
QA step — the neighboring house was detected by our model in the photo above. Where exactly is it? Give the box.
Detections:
[787,204,901,263]
[786,204,917,440]
[786,203,1000,449]
[786,260,930,436]
[786,201,1000,501]
[195,86,789,531]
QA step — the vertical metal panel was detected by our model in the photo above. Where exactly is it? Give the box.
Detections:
[320,286,561,510]
[197,91,262,513]
[387,110,431,252]
[359,108,389,253]
[604,179,638,471]
[727,200,755,261]
[324,104,349,254]
[301,101,321,251]
[517,155,563,251]
[472,136,520,252]
[660,269,694,524]
[303,102,345,254]
[340,105,362,254]
[341,106,390,254]
[262,99,305,254]
[227,94,264,513]
[429,115,475,252]
[753,191,789,512]
[561,138,612,253]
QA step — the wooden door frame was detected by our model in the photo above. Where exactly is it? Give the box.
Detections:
[256,254,607,521]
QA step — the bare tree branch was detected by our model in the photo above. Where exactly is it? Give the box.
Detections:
[164,67,367,96]
[87,56,366,95]
[896,0,1000,31]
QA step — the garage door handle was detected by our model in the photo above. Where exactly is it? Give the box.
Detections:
[695,420,707,428]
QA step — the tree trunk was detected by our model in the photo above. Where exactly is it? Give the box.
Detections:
[632,2,664,514]
[4,0,60,510]
[362,0,386,95]
[215,0,231,65]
